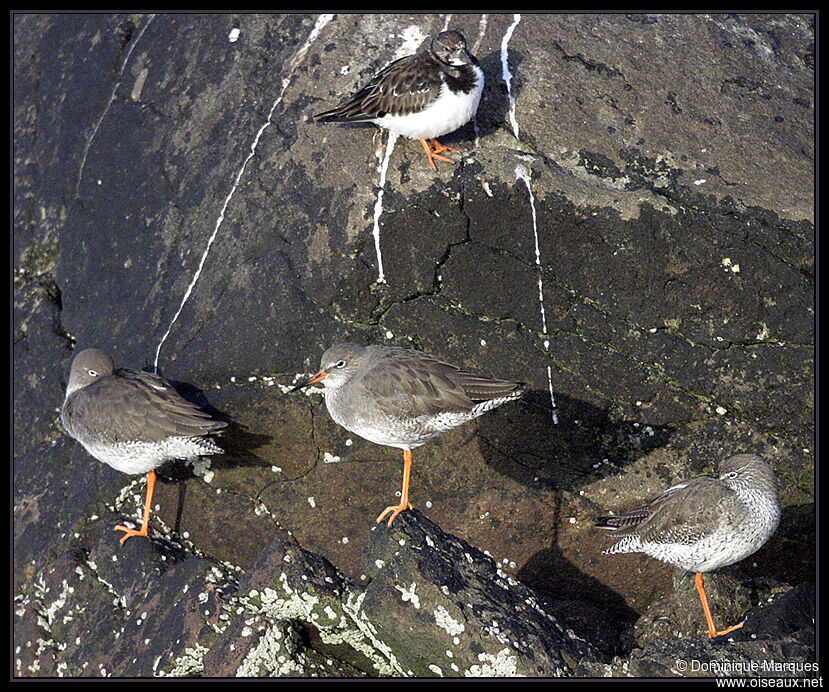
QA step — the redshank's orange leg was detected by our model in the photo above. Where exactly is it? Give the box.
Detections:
[418,137,455,169]
[376,449,414,526]
[694,572,744,638]
[115,470,156,543]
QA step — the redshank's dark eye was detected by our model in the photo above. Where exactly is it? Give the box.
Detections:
[335,360,346,368]
[727,471,739,478]
[88,369,98,377]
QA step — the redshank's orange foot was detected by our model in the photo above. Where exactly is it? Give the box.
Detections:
[376,502,414,526]
[114,524,148,544]
[708,621,744,639]
[419,137,455,169]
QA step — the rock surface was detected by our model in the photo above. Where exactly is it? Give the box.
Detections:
[14,13,814,677]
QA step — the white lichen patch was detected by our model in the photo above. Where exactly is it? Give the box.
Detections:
[465,648,522,677]
[241,573,405,677]
[158,642,209,677]
[434,605,465,637]
[236,622,305,677]
[395,582,420,609]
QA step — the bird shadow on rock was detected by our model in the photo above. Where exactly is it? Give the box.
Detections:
[475,388,675,491]
[470,49,525,142]
[471,388,674,658]
[132,373,277,540]
[517,540,639,660]
[155,376,274,470]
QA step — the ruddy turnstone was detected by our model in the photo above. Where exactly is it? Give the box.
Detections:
[290,343,526,526]
[315,30,484,170]
[61,348,227,544]
[597,453,780,638]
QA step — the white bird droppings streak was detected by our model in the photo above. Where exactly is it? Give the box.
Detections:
[500,14,521,140]
[472,14,488,54]
[154,14,334,371]
[515,164,558,424]
[77,14,156,191]
[393,26,428,60]
[371,132,399,284]
[472,14,488,148]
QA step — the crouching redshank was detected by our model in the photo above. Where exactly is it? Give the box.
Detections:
[61,348,227,543]
[290,343,527,526]
[597,453,780,638]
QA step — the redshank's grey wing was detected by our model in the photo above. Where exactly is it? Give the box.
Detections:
[63,369,227,445]
[358,347,525,418]
[599,476,742,545]
[315,52,443,123]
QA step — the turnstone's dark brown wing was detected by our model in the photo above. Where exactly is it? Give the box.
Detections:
[315,52,443,122]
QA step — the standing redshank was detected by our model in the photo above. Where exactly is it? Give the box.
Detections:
[61,348,227,544]
[597,453,780,638]
[314,30,484,170]
[290,343,527,526]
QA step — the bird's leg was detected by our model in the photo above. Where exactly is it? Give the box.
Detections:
[418,137,455,169]
[376,449,414,526]
[695,572,744,638]
[115,470,156,543]
[429,138,459,155]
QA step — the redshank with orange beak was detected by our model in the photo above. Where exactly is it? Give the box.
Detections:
[290,343,527,526]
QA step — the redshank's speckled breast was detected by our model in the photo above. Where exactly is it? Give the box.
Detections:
[598,453,780,573]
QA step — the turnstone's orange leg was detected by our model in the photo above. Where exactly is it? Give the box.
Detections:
[695,572,744,638]
[429,138,460,156]
[419,137,455,169]
[376,449,414,526]
[115,470,156,543]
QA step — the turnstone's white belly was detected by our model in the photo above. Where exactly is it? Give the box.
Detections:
[374,65,484,140]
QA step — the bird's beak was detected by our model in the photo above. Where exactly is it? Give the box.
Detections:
[288,370,328,393]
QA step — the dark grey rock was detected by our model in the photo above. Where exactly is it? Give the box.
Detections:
[13,523,240,677]
[14,12,814,677]
[578,582,816,678]
[359,510,595,676]
[206,510,595,677]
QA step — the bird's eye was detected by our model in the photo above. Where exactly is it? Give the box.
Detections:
[335,360,346,368]
[88,369,98,377]
[727,471,739,478]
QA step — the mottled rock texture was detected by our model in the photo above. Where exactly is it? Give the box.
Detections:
[14,12,814,677]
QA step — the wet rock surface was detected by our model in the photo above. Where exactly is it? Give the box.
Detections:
[14,13,814,677]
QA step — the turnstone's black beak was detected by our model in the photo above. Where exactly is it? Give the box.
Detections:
[288,370,328,393]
